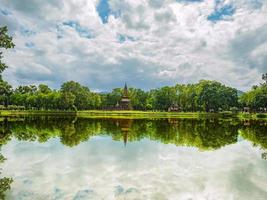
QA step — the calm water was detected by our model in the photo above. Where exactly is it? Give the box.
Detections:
[0,116,267,200]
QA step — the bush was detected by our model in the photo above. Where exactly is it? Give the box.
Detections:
[230,107,239,113]
[17,106,26,110]
[256,114,267,118]
[7,105,18,110]
[6,105,25,110]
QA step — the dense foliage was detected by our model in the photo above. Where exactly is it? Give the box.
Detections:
[239,83,267,112]
[0,80,239,111]
[0,26,14,78]
[0,79,266,112]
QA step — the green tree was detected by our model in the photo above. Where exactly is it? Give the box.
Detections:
[60,91,76,110]
[0,26,15,78]
[61,81,96,110]
[103,88,122,107]
[240,84,267,111]
[129,88,148,110]
[262,73,267,85]
[196,80,238,112]
[175,84,197,111]
[38,84,52,94]
[15,85,37,94]
[0,80,12,106]
[152,86,177,111]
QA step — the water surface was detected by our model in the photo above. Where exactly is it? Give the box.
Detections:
[0,117,267,199]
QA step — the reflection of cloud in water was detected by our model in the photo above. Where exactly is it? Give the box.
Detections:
[1,137,267,200]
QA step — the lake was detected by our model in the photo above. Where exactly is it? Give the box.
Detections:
[0,116,267,200]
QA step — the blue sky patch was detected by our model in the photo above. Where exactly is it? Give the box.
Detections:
[249,0,263,9]
[1,8,12,16]
[62,20,94,39]
[117,34,135,43]
[97,0,110,24]
[208,4,235,22]
[96,0,120,24]
[20,27,36,37]
[25,42,35,48]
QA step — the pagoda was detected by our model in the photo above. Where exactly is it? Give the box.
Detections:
[119,83,132,110]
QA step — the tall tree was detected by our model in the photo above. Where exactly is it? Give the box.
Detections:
[152,86,177,111]
[15,85,37,94]
[0,26,15,79]
[38,84,52,94]
[240,84,267,111]
[103,88,122,107]
[60,81,98,110]
[128,88,148,110]
[262,73,267,85]
[0,80,12,106]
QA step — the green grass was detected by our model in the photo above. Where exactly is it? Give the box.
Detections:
[0,110,266,120]
[78,110,202,119]
[237,113,267,120]
[0,110,76,117]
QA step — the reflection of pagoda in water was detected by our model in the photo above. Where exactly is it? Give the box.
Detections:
[116,119,133,147]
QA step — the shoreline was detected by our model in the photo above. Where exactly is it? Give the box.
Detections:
[0,110,266,120]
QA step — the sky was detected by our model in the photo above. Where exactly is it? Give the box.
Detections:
[0,0,267,91]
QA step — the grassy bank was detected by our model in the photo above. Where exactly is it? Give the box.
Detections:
[0,110,76,117]
[1,110,266,120]
[237,112,267,120]
[78,111,267,120]
[78,110,214,119]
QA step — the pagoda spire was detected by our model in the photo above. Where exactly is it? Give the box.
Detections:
[123,82,128,97]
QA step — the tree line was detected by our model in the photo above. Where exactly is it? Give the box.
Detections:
[0,26,266,112]
[0,78,266,112]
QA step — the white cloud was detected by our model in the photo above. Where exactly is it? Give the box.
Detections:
[0,0,267,91]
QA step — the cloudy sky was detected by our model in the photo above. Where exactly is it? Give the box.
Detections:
[0,0,266,91]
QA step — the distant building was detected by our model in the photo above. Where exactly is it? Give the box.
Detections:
[259,107,267,113]
[243,107,250,113]
[118,83,132,110]
[168,102,181,112]
[102,83,132,110]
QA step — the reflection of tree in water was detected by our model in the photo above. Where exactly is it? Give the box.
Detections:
[0,118,12,146]
[239,121,267,160]
[135,118,240,150]
[0,151,12,199]
[195,120,239,149]
[0,118,13,198]
[0,116,266,198]
[60,118,102,147]
[90,118,240,150]
[0,116,266,152]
